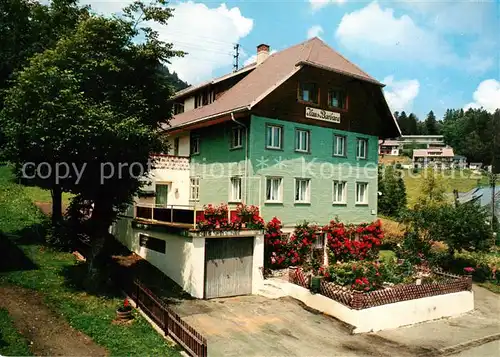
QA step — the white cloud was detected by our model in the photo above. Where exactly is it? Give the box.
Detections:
[307,25,323,39]
[335,1,493,73]
[80,1,253,84]
[464,80,500,113]
[382,75,420,112]
[243,49,277,66]
[309,0,345,12]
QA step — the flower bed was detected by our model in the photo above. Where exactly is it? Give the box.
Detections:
[196,203,264,231]
[289,267,472,310]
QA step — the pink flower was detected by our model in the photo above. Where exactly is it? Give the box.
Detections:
[464,267,475,273]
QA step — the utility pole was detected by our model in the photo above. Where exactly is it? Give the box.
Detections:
[233,43,239,72]
[491,111,498,228]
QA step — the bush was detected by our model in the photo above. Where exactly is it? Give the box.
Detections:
[323,219,383,262]
[441,251,499,284]
[379,218,405,249]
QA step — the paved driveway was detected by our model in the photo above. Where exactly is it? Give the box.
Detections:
[170,295,427,357]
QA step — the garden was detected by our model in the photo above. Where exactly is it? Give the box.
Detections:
[263,204,498,307]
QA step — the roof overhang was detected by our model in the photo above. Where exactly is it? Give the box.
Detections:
[162,105,250,134]
[296,60,384,87]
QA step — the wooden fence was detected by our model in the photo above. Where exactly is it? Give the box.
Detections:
[124,279,208,357]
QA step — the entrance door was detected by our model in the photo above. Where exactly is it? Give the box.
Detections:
[204,238,254,299]
[155,184,169,206]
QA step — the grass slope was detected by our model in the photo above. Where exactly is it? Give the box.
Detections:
[0,165,180,357]
[0,308,32,356]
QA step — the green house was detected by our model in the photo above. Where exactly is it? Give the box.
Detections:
[141,37,400,231]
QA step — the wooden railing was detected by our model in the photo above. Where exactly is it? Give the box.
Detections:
[126,279,208,357]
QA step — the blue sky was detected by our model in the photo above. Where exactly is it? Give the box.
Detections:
[82,0,500,119]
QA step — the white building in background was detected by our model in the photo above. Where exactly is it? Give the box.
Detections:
[413,147,455,169]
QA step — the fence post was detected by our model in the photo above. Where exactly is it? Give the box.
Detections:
[170,205,173,223]
[135,280,140,303]
[164,308,170,336]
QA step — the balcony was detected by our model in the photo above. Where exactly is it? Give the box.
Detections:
[133,203,246,230]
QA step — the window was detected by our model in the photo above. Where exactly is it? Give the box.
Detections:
[139,234,166,254]
[230,177,242,201]
[173,103,184,115]
[195,89,215,108]
[155,184,169,206]
[333,181,346,203]
[356,138,368,159]
[328,89,347,110]
[173,137,179,156]
[189,177,199,201]
[266,177,282,202]
[191,136,200,155]
[333,135,346,157]
[298,82,319,104]
[355,182,368,204]
[231,127,243,149]
[266,125,283,149]
[295,178,310,203]
[314,234,325,249]
[295,129,310,153]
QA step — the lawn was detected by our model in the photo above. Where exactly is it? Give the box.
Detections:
[0,308,32,356]
[0,165,181,356]
[400,168,489,207]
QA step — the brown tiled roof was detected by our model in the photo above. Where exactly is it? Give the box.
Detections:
[168,37,382,129]
[172,62,257,99]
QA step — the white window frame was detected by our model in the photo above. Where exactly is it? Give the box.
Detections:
[191,136,200,155]
[265,177,283,203]
[231,127,243,149]
[333,181,347,204]
[230,176,242,202]
[294,178,311,203]
[295,129,310,153]
[356,138,367,159]
[355,182,368,205]
[266,125,282,150]
[189,177,200,201]
[333,135,346,157]
[314,233,325,249]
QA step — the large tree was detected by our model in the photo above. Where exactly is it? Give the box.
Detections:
[397,111,409,134]
[425,110,438,135]
[378,165,407,217]
[0,0,88,158]
[407,113,418,135]
[0,0,183,266]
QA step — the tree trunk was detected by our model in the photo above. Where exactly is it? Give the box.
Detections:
[51,185,62,225]
[86,200,114,276]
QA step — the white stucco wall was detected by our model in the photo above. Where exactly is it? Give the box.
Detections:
[264,279,474,333]
[111,217,205,298]
[151,167,190,207]
[252,234,265,294]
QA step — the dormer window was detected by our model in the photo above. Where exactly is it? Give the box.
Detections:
[195,88,215,108]
[173,103,184,115]
[298,82,319,104]
[328,89,347,110]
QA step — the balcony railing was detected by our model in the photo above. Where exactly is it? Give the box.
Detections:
[152,155,190,171]
[133,203,246,230]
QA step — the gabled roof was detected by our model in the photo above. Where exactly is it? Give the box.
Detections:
[167,37,384,129]
[413,148,455,158]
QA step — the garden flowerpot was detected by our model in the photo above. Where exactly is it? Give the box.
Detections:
[310,276,323,293]
[116,306,133,321]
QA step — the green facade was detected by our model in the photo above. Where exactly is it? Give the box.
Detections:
[190,115,379,228]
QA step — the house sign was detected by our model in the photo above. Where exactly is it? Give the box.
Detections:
[305,107,340,123]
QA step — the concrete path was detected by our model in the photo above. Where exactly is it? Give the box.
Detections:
[171,284,499,357]
[375,285,500,353]
[171,295,432,357]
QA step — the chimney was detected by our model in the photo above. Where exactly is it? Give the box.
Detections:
[256,44,270,65]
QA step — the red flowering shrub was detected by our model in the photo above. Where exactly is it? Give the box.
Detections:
[197,203,232,231]
[323,219,383,262]
[234,203,265,229]
[264,219,321,269]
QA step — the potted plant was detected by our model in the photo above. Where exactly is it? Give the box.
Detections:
[116,299,133,321]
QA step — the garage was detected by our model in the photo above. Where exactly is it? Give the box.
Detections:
[204,237,254,299]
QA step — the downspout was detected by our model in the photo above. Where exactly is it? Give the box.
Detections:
[231,112,249,203]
